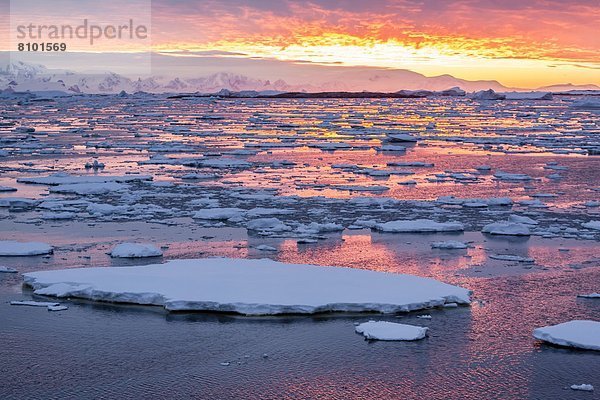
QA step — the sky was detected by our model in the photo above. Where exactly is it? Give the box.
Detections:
[2,0,600,88]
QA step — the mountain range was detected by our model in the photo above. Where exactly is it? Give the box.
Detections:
[1,61,598,95]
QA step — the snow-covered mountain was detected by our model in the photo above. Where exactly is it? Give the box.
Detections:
[1,60,591,95]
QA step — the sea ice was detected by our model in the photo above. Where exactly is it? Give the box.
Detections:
[110,243,163,258]
[10,300,60,307]
[23,258,471,315]
[577,293,600,299]
[570,384,594,391]
[0,241,53,256]
[374,219,464,233]
[582,221,600,230]
[533,320,600,350]
[482,222,530,236]
[355,321,428,341]
[431,241,468,249]
[193,208,245,220]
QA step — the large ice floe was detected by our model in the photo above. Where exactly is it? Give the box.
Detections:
[374,219,464,233]
[22,258,471,315]
[533,320,600,351]
[355,321,428,341]
[0,241,53,256]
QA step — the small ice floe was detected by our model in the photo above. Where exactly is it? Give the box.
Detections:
[50,182,125,195]
[380,145,407,152]
[508,215,538,225]
[355,321,428,341]
[193,208,245,221]
[482,222,530,236]
[533,320,600,351]
[503,91,552,100]
[254,245,277,251]
[41,211,76,220]
[84,160,105,170]
[181,173,217,180]
[577,293,600,299]
[416,315,432,319]
[582,221,600,231]
[431,241,468,249]
[22,258,471,315]
[387,133,419,142]
[489,254,534,263]
[47,305,68,311]
[247,218,292,233]
[110,243,163,258]
[220,362,230,366]
[10,300,60,307]
[493,171,532,181]
[0,185,17,192]
[475,165,491,171]
[374,219,464,233]
[0,241,53,256]
[0,266,18,273]
[570,384,594,392]
[471,89,505,100]
[443,303,458,308]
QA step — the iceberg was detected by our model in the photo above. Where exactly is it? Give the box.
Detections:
[22,258,471,315]
[355,321,428,341]
[533,320,600,350]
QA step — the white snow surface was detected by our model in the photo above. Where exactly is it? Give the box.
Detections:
[355,320,428,341]
[110,243,163,258]
[482,222,531,236]
[533,320,600,351]
[0,241,53,256]
[570,384,594,391]
[431,241,468,249]
[22,257,471,315]
[374,219,464,233]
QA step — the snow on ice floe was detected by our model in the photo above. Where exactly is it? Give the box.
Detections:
[110,243,163,258]
[533,320,600,351]
[570,384,594,392]
[374,219,464,233]
[431,241,468,249]
[482,222,530,236]
[0,266,18,273]
[0,241,53,256]
[17,173,152,185]
[582,221,600,230]
[355,321,428,341]
[22,258,471,315]
[10,300,60,307]
[577,293,600,299]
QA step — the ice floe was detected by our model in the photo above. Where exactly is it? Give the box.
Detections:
[0,241,53,256]
[374,219,464,233]
[110,243,163,258]
[355,321,428,341]
[431,241,468,249]
[533,320,600,351]
[482,222,530,236]
[22,258,471,315]
[570,384,594,391]
[0,266,18,273]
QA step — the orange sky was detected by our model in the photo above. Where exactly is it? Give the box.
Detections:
[4,0,600,87]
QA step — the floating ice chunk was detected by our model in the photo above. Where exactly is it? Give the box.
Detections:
[0,241,53,256]
[489,254,534,263]
[247,218,292,233]
[0,185,17,192]
[0,197,38,208]
[10,300,60,307]
[578,293,600,299]
[18,173,152,185]
[503,91,552,100]
[246,208,294,217]
[181,173,217,180]
[50,182,126,195]
[475,165,491,171]
[387,133,418,142]
[254,245,277,251]
[193,208,245,220]
[494,171,532,181]
[41,211,76,220]
[23,258,471,315]
[47,305,68,311]
[582,221,600,230]
[533,320,600,350]
[571,98,600,109]
[380,145,407,151]
[355,321,428,341]
[0,266,18,273]
[110,243,163,258]
[570,384,594,392]
[431,241,468,249]
[417,315,432,319]
[296,222,344,234]
[375,219,464,233]
[508,215,538,225]
[482,222,530,236]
